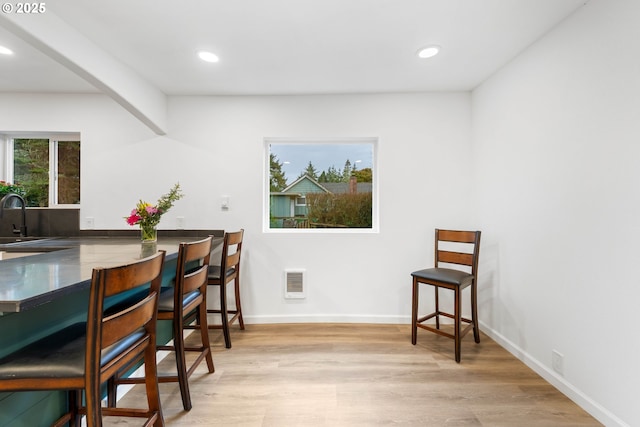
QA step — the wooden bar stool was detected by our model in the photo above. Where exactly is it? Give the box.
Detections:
[207,229,244,348]
[0,250,166,427]
[110,236,215,411]
[411,229,481,362]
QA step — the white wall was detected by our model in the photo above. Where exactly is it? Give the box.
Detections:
[0,91,473,325]
[165,93,473,323]
[472,1,640,426]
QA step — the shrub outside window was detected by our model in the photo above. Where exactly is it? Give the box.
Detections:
[2,134,80,207]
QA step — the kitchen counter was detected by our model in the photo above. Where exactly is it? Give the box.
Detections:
[0,235,221,313]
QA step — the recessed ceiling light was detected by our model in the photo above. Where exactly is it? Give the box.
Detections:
[0,45,13,55]
[198,51,219,63]
[417,45,440,59]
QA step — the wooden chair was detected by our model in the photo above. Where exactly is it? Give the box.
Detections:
[110,236,215,411]
[411,229,481,363]
[0,250,166,427]
[207,229,245,348]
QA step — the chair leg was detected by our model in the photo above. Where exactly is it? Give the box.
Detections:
[454,287,461,363]
[198,297,215,373]
[84,373,101,427]
[434,286,440,330]
[411,277,418,345]
[173,315,192,411]
[220,281,232,349]
[234,276,245,330]
[67,389,82,427]
[142,340,164,427]
[107,376,117,408]
[471,281,481,343]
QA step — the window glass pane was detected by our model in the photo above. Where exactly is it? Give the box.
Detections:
[14,138,49,207]
[57,140,80,204]
[268,140,375,230]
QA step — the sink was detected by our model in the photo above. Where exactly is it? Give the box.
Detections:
[0,237,49,244]
[0,237,66,260]
[0,251,50,260]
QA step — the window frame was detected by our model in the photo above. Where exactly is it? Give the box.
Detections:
[264,137,379,234]
[2,132,81,208]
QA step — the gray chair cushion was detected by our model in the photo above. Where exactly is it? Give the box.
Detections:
[0,323,86,379]
[411,267,473,287]
[158,287,201,312]
[0,323,146,379]
[208,265,235,281]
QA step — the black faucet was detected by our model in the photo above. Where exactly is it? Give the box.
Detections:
[0,193,27,237]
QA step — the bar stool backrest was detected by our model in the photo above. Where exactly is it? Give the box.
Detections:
[85,250,165,425]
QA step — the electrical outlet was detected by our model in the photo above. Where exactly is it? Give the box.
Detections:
[85,217,95,229]
[221,196,230,211]
[176,216,185,229]
[552,350,564,375]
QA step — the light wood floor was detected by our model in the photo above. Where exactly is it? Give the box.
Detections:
[110,324,601,426]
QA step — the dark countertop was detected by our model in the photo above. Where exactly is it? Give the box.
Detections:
[0,234,221,313]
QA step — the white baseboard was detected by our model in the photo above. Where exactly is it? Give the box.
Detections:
[244,314,412,324]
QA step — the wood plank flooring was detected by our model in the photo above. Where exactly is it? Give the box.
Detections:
[108,324,601,426]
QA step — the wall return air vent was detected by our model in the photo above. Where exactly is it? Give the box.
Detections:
[284,269,306,299]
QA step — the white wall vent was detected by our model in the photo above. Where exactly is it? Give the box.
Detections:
[284,269,306,299]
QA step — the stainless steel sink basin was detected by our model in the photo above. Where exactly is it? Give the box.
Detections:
[0,237,49,244]
[0,251,50,260]
[0,237,66,260]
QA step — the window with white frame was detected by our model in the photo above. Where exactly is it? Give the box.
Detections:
[2,133,80,207]
[266,137,377,232]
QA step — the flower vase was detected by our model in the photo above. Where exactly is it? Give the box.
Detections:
[140,225,157,243]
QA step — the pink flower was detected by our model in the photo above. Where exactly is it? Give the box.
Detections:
[126,213,141,225]
[145,206,159,215]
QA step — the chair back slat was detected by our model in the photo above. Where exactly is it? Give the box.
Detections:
[227,251,240,270]
[102,294,157,348]
[103,254,166,298]
[182,267,209,294]
[226,230,243,246]
[176,236,213,296]
[438,250,473,266]
[182,236,213,264]
[220,230,243,274]
[437,229,478,243]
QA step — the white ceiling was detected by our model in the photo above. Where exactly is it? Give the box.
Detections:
[0,0,587,96]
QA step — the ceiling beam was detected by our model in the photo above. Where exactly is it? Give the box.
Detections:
[0,12,167,135]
